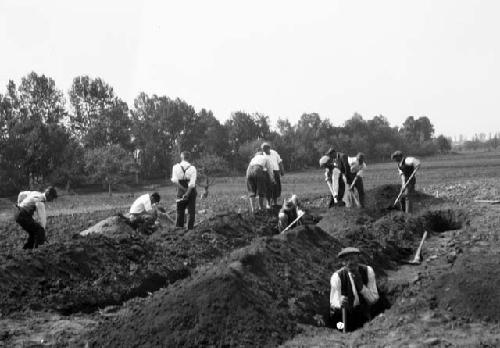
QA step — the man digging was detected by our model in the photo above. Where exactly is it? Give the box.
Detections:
[128,191,171,234]
[330,247,379,332]
[262,142,285,207]
[391,150,421,213]
[278,194,304,232]
[15,186,58,249]
[319,147,349,207]
[246,150,275,213]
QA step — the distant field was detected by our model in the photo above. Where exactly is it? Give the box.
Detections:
[1,151,500,220]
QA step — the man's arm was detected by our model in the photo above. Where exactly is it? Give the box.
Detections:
[405,157,421,170]
[265,159,275,183]
[359,266,379,305]
[330,273,342,309]
[279,161,285,176]
[36,202,47,229]
[183,167,198,198]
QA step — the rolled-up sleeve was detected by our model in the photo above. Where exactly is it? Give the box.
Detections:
[405,157,421,168]
[330,273,341,309]
[359,266,379,305]
[36,202,47,228]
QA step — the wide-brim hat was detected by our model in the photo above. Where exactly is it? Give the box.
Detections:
[338,247,360,258]
[261,142,271,149]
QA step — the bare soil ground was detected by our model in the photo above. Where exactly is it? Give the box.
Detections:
[1,153,500,347]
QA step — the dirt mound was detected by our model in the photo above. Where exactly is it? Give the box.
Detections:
[0,211,280,315]
[431,252,500,322]
[0,234,188,315]
[91,223,396,347]
[91,226,345,347]
[79,215,134,237]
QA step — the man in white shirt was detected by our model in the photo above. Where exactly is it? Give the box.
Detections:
[246,150,275,213]
[128,192,161,233]
[347,153,367,208]
[171,151,197,229]
[391,151,421,213]
[330,247,379,331]
[15,186,58,249]
[262,142,284,206]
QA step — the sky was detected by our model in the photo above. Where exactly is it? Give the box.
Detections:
[0,0,499,139]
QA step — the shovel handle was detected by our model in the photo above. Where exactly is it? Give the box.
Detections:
[394,168,418,206]
[342,307,346,333]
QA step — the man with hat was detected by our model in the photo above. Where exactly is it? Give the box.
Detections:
[15,186,58,249]
[319,147,350,207]
[330,247,379,331]
[278,194,304,232]
[261,142,284,206]
[391,150,421,213]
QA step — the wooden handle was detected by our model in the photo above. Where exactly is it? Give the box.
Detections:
[342,307,346,333]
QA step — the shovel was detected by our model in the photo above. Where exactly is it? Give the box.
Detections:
[404,230,428,265]
[280,210,305,233]
[388,168,418,210]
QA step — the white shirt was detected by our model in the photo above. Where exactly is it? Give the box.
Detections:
[17,191,47,228]
[171,160,197,188]
[398,157,421,175]
[249,154,274,174]
[265,149,282,171]
[348,157,367,177]
[129,194,153,214]
[330,266,379,309]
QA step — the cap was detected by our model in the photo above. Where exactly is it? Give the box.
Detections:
[391,150,403,159]
[338,247,360,258]
[319,155,330,167]
[261,142,271,149]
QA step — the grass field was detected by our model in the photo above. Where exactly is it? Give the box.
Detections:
[2,151,500,221]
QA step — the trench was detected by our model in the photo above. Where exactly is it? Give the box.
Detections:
[319,207,467,333]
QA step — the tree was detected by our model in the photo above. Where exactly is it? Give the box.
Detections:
[195,154,230,198]
[435,135,452,154]
[68,76,132,149]
[224,111,271,153]
[84,145,137,196]
[0,74,72,191]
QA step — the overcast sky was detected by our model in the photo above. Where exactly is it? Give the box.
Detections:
[1,0,499,139]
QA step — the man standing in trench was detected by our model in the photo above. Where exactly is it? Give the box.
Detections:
[330,247,379,331]
[391,150,421,213]
[171,151,197,230]
[15,186,58,249]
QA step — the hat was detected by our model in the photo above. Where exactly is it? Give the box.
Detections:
[261,142,271,149]
[338,247,360,258]
[391,150,403,159]
[319,155,330,168]
[283,195,297,210]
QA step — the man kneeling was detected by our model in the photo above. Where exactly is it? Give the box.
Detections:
[128,192,162,234]
[330,247,379,331]
[278,195,304,232]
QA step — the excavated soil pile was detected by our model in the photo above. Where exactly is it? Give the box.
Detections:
[431,252,500,322]
[0,211,279,315]
[0,209,122,253]
[91,225,363,347]
[79,215,135,237]
[0,235,188,315]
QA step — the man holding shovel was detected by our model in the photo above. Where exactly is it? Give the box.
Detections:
[391,151,421,213]
[345,152,366,208]
[330,247,379,332]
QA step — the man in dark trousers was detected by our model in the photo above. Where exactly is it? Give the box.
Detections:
[171,151,197,230]
[330,247,379,331]
[320,148,350,207]
[15,186,58,249]
[391,151,421,213]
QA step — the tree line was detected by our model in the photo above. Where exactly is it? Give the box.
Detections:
[0,72,452,196]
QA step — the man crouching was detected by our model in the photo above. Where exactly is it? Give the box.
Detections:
[330,247,379,331]
[128,192,162,234]
[278,195,304,232]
